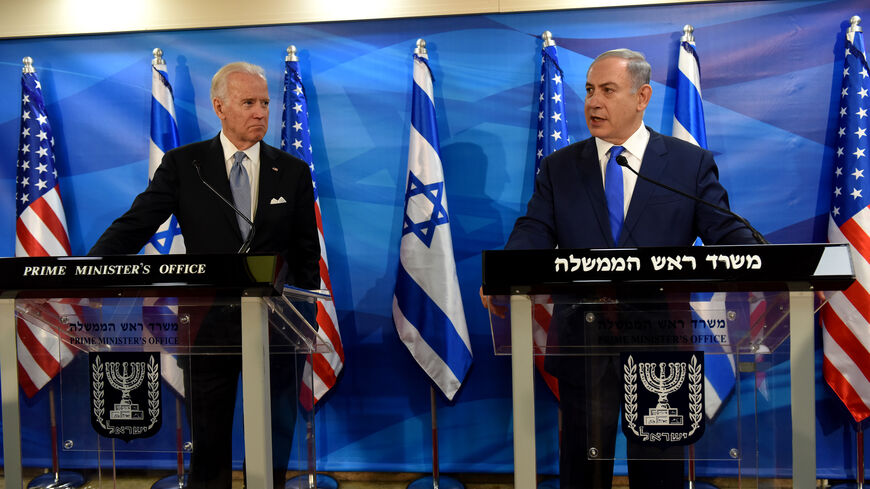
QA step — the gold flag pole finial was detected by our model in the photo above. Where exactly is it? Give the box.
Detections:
[415,38,427,56]
[847,16,862,43]
[542,31,556,48]
[152,48,164,66]
[681,24,695,43]
[848,15,862,34]
[286,45,298,62]
[22,56,35,74]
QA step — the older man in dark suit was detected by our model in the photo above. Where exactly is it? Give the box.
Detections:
[486,49,757,488]
[90,61,319,489]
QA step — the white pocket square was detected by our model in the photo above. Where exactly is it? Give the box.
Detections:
[270,197,287,205]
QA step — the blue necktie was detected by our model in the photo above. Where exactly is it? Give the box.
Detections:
[605,145,625,245]
[229,150,252,239]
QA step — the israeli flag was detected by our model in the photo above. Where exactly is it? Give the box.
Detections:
[393,45,472,401]
[673,32,735,418]
[672,37,708,148]
[145,50,185,255]
[144,50,185,397]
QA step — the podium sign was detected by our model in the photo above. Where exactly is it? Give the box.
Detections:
[483,244,854,488]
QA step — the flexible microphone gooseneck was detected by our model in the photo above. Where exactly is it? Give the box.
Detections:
[615,155,768,245]
[192,160,257,253]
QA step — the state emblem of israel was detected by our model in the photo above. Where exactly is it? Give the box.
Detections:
[89,352,162,441]
[621,351,704,446]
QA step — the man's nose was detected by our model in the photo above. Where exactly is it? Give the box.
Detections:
[586,91,601,107]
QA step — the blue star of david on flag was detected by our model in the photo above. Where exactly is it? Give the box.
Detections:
[402,172,449,248]
[147,214,182,254]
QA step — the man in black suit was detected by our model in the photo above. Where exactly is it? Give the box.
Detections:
[90,62,319,488]
[484,49,757,488]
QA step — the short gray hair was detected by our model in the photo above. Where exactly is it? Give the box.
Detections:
[589,49,651,93]
[210,62,267,101]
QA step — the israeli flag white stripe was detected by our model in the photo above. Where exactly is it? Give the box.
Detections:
[152,68,176,120]
[393,48,472,400]
[412,57,435,104]
[393,296,463,398]
[672,119,701,147]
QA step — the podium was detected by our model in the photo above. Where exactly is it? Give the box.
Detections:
[482,243,855,488]
[0,254,330,489]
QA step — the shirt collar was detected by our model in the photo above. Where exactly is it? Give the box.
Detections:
[594,123,650,162]
[219,131,260,164]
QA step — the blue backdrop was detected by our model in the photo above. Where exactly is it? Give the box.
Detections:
[1,0,868,479]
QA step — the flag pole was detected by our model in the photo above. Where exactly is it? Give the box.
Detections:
[26,383,86,489]
[858,421,864,489]
[682,24,697,488]
[150,396,187,488]
[431,386,440,488]
[406,385,463,489]
[533,30,566,489]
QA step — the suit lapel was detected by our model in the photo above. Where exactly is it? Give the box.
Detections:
[621,129,668,245]
[576,141,614,244]
[254,143,285,228]
[201,135,243,241]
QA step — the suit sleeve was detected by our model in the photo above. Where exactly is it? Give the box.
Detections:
[88,152,179,255]
[694,151,757,245]
[505,155,558,250]
[287,165,321,290]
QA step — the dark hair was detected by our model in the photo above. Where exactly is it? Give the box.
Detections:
[588,49,651,93]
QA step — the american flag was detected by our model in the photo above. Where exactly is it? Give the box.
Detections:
[281,46,345,409]
[822,21,870,423]
[14,57,76,397]
[532,32,568,400]
[393,40,472,401]
[671,29,739,418]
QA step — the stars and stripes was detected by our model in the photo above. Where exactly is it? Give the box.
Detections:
[282,47,345,409]
[393,42,472,400]
[15,58,76,397]
[672,29,739,418]
[532,33,569,399]
[145,49,185,255]
[822,21,870,423]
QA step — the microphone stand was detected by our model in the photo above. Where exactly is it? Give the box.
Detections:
[616,156,768,244]
[192,160,256,253]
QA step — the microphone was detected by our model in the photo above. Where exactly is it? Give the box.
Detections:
[192,160,257,253]
[615,155,768,244]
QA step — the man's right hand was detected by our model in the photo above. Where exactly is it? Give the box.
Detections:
[479,286,507,319]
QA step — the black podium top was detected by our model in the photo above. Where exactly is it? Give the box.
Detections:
[482,243,854,295]
[0,254,286,298]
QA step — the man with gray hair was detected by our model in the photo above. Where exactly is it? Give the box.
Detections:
[90,61,319,488]
[492,49,757,487]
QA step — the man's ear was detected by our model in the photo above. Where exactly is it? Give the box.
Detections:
[636,84,652,112]
[212,97,225,120]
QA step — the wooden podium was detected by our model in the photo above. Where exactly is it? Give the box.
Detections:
[483,243,854,488]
